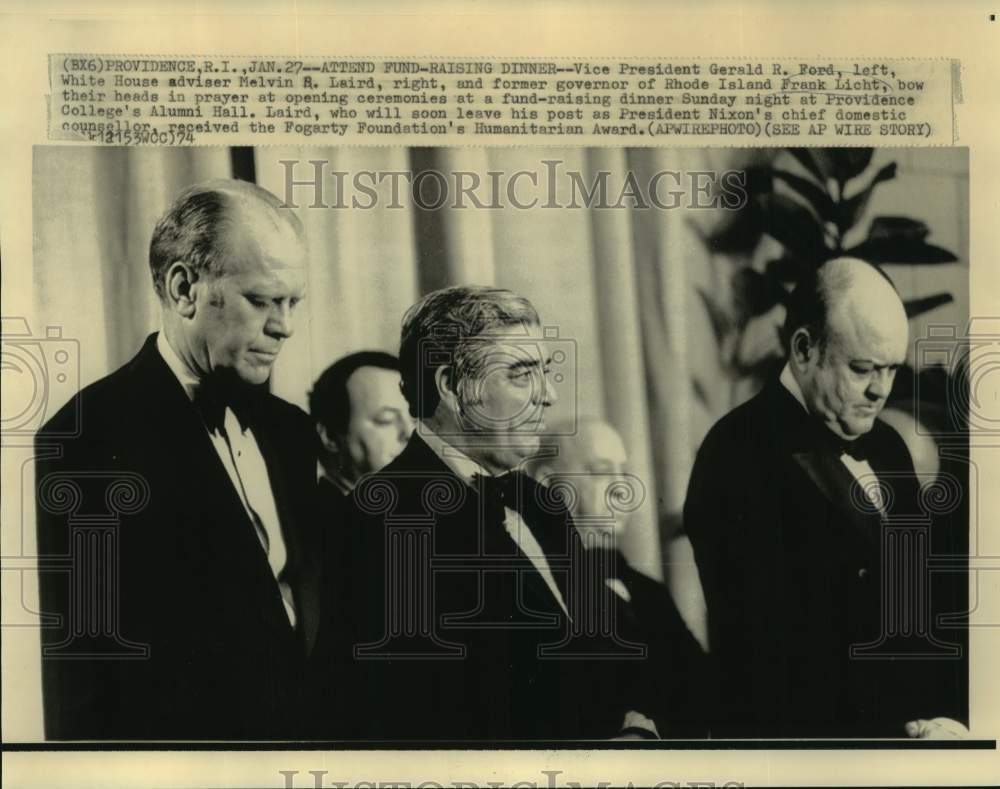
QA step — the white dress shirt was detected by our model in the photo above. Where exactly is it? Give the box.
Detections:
[418,422,659,738]
[318,465,354,496]
[157,332,297,626]
[417,423,570,617]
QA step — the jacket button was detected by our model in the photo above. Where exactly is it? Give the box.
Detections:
[858,567,868,579]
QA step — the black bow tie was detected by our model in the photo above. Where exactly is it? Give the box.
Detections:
[839,435,871,462]
[474,471,530,515]
[191,374,265,433]
[803,412,872,462]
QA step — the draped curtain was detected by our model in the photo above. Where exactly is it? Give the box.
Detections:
[254,145,707,583]
[34,145,736,587]
[31,142,969,632]
[23,144,969,741]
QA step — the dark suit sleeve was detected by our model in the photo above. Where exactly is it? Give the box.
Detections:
[934,454,970,726]
[683,424,764,735]
[35,396,130,739]
[934,444,970,726]
[879,422,968,726]
[306,486,384,738]
[681,435,724,729]
[683,430,731,659]
[617,563,709,737]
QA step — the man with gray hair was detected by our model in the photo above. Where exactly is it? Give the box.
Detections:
[35,179,322,739]
[685,257,966,738]
[314,285,659,740]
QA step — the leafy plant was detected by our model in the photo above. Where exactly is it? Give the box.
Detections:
[697,147,959,403]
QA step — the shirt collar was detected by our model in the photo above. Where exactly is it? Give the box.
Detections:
[779,362,869,457]
[779,362,810,414]
[318,464,355,496]
[156,331,200,401]
[417,421,494,487]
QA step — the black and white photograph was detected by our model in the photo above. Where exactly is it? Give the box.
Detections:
[15,143,971,744]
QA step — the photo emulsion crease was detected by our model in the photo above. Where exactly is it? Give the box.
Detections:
[15,142,972,747]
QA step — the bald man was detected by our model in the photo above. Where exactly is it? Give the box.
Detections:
[685,258,966,738]
[531,419,709,736]
[531,420,628,539]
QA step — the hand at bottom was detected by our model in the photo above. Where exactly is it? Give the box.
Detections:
[905,718,969,739]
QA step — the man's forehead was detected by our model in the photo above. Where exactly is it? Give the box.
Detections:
[225,256,307,290]
[222,209,307,273]
[829,308,908,361]
[826,275,909,356]
[476,324,548,359]
[348,365,403,400]
[557,422,627,468]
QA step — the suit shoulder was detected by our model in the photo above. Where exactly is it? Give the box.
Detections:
[871,416,916,470]
[342,448,456,522]
[695,389,770,461]
[37,363,136,440]
[265,393,311,423]
[263,394,314,433]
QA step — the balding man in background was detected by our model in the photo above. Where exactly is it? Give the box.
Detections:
[309,351,413,511]
[685,257,966,738]
[35,179,322,739]
[529,418,709,737]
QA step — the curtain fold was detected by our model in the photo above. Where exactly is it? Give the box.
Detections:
[34,144,790,604]
[256,147,421,407]
[25,144,969,739]
[17,141,973,751]
[33,146,233,389]
[586,147,662,579]
[32,145,718,586]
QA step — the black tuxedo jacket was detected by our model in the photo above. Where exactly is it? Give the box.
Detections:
[591,549,709,737]
[311,433,653,741]
[317,474,352,528]
[35,333,323,740]
[684,380,966,737]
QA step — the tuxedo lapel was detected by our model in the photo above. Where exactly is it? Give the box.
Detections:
[395,435,570,618]
[517,473,578,612]
[128,336,257,522]
[253,415,322,656]
[765,381,885,548]
[128,335,301,648]
[792,450,883,547]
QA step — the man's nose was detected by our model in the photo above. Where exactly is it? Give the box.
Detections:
[867,369,894,400]
[266,303,294,339]
[397,412,415,442]
[539,370,558,407]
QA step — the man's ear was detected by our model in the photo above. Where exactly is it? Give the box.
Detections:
[434,365,460,414]
[164,261,200,318]
[532,461,555,486]
[789,327,816,370]
[316,423,340,454]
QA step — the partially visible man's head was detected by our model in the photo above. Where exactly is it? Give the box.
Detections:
[150,179,307,385]
[784,257,909,440]
[530,418,631,543]
[399,285,556,474]
[310,352,413,482]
